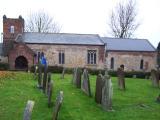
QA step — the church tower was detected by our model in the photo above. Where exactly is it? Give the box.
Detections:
[3,15,24,56]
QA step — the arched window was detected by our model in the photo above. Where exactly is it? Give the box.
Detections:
[110,57,114,69]
[140,59,144,69]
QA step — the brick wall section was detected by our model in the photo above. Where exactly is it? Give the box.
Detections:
[27,44,105,69]
[106,51,157,72]
[8,43,34,70]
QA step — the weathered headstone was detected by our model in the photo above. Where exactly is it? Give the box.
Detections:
[61,67,66,79]
[72,68,77,84]
[42,65,48,93]
[37,63,42,88]
[101,74,113,111]
[81,68,91,97]
[48,81,53,107]
[76,68,81,88]
[95,74,104,104]
[23,100,35,120]
[46,72,51,96]
[151,69,159,87]
[117,67,125,90]
[52,91,63,120]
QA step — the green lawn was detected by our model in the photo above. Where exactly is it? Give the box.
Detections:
[0,72,160,120]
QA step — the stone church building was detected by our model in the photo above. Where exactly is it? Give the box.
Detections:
[0,15,157,71]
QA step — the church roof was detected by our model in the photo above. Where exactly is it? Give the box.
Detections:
[101,37,156,52]
[22,32,104,46]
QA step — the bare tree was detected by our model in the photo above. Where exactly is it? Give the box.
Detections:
[108,0,140,38]
[25,11,61,33]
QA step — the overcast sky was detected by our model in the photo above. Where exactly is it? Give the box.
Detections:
[0,0,160,47]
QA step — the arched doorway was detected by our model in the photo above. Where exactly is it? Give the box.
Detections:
[15,56,28,69]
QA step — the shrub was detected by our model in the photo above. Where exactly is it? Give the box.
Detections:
[0,63,9,70]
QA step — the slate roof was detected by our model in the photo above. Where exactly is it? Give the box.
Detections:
[101,37,155,52]
[22,32,104,46]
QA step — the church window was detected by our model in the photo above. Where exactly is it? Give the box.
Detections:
[140,59,144,69]
[110,57,114,69]
[10,26,14,33]
[87,50,97,64]
[59,51,65,64]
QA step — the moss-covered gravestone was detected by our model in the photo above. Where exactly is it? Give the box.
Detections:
[81,68,91,97]
[48,81,53,107]
[72,67,81,88]
[43,65,48,93]
[37,63,42,88]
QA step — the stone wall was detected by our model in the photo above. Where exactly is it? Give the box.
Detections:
[106,51,157,72]
[27,44,105,69]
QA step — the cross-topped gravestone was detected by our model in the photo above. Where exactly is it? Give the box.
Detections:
[81,68,91,97]
[52,91,64,120]
[42,65,48,93]
[101,74,113,111]
[23,100,35,120]
[95,74,104,104]
[151,69,159,87]
[117,67,125,90]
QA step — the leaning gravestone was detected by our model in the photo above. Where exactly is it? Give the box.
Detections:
[151,69,159,87]
[48,81,53,107]
[95,74,104,104]
[42,65,48,93]
[117,67,125,90]
[37,63,42,88]
[52,91,64,120]
[61,67,66,79]
[23,100,35,120]
[81,68,91,97]
[101,74,113,111]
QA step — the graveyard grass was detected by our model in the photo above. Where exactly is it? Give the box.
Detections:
[0,72,160,120]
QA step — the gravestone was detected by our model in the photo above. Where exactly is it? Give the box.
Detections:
[81,68,91,97]
[34,65,38,80]
[95,74,104,104]
[101,74,113,111]
[61,67,66,79]
[52,91,64,120]
[72,68,77,84]
[46,72,51,96]
[37,63,42,88]
[42,65,48,93]
[151,69,159,87]
[48,81,53,107]
[117,67,125,90]
[23,100,35,120]
[76,68,82,88]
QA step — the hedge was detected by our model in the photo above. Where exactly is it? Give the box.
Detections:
[30,65,150,79]
[0,63,9,70]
